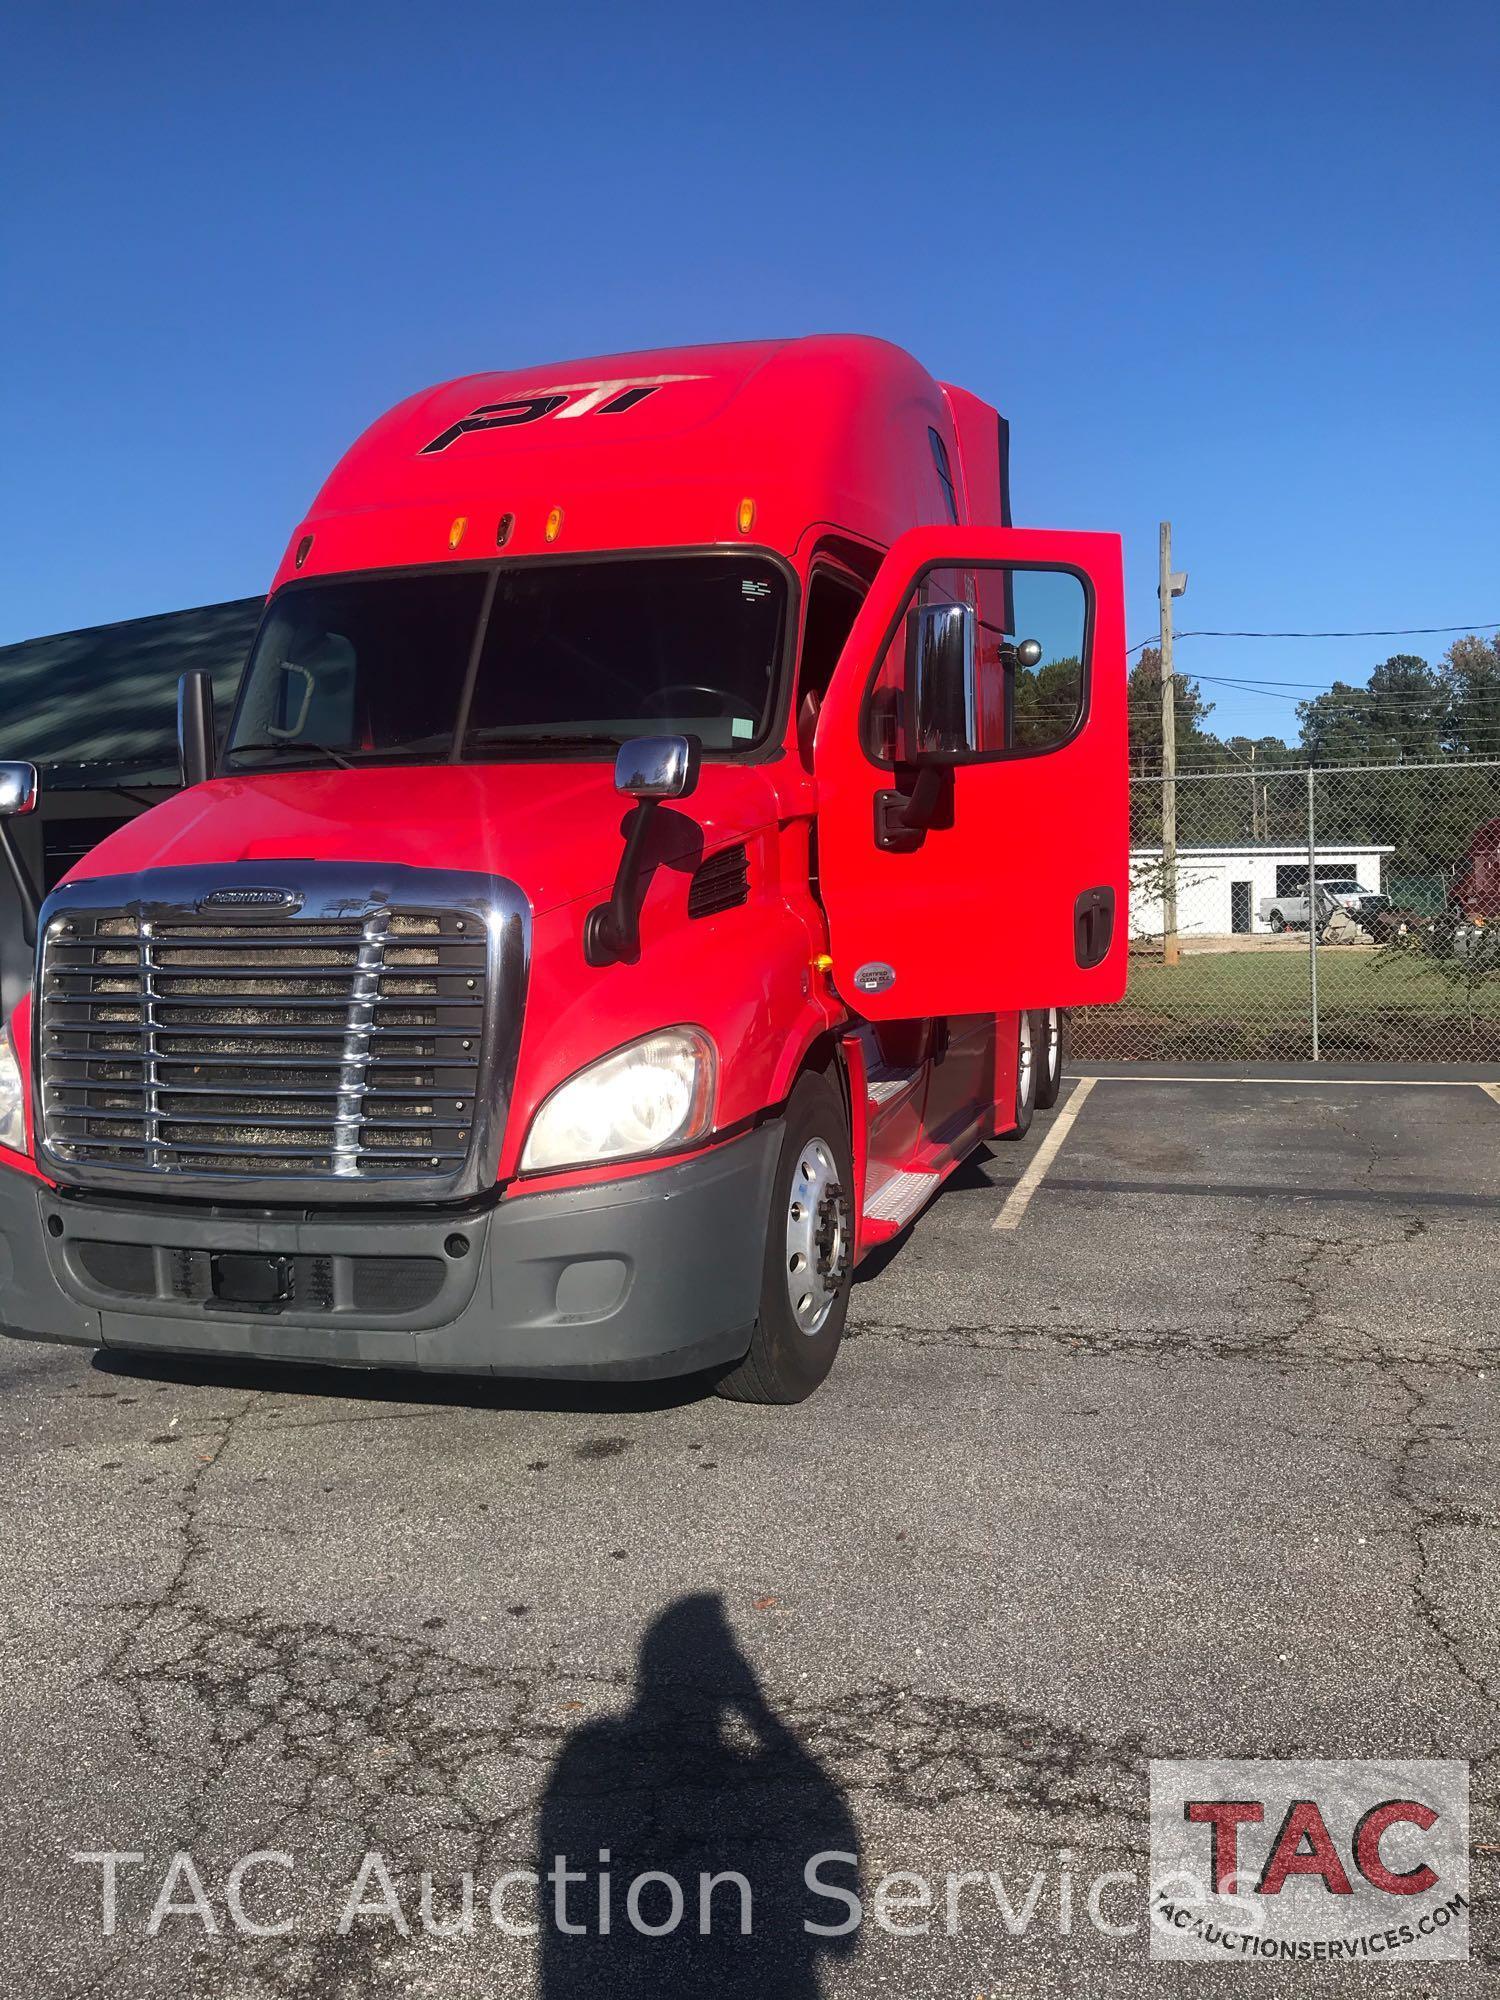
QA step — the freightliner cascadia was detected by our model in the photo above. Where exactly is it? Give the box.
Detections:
[0,337,1126,1403]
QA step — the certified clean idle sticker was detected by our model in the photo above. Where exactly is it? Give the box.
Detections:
[853,963,896,994]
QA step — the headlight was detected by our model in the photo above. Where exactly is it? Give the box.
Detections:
[0,1033,26,1154]
[521,1027,716,1174]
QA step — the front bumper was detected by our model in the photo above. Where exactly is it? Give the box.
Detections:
[0,1125,781,1380]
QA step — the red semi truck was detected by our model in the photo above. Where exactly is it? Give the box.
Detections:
[0,337,1126,1403]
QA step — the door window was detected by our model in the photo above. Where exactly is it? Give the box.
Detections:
[798,571,865,707]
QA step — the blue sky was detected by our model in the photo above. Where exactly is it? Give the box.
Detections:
[3,0,1496,741]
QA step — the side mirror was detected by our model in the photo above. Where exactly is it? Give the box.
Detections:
[177,669,217,788]
[614,734,701,800]
[0,763,38,817]
[587,736,702,967]
[0,763,40,946]
[907,601,977,758]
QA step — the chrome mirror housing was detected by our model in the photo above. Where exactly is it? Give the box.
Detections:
[613,734,702,800]
[908,602,978,758]
[0,762,39,817]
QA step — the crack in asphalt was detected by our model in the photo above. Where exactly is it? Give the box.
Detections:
[1387,1369,1499,1717]
[851,1204,1496,1376]
[847,1314,1498,1376]
[83,1586,1156,1996]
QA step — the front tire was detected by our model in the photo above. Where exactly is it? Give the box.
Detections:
[1269,909,1286,932]
[1034,1006,1068,1109]
[998,1010,1039,1141]
[715,1071,853,1405]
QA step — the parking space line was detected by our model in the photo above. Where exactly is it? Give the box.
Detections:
[1072,1080,1496,1096]
[993,1076,1097,1231]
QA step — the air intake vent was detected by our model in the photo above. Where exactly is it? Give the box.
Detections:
[688,844,749,919]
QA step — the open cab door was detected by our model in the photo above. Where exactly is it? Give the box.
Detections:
[812,526,1128,1019]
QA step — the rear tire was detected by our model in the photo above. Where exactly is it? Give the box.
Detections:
[1034,1006,1068,1109]
[997,1011,1039,1141]
[1269,909,1286,933]
[714,1071,853,1405]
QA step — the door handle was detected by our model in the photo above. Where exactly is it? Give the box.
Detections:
[1074,886,1115,969]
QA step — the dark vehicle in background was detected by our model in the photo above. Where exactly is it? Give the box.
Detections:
[1452,817,1500,921]
[0,601,261,1013]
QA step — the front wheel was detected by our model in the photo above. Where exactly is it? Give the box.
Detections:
[1034,1006,1069,1109]
[1269,909,1286,933]
[715,1071,853,1405]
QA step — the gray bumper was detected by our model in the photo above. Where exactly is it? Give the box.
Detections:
[0,1125,781,1380]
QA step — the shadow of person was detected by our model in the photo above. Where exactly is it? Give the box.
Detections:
[536,1592,861,1998]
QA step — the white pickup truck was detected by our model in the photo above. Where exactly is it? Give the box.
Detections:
[1259,879,1387,932]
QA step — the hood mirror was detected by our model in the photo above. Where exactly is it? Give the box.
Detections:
[614,734,702,801]
[588,735,703,966]
[0,763,38,817]
[0,763,41,946]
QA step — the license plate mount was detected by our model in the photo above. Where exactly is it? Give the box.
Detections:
[210,1252,293,1309]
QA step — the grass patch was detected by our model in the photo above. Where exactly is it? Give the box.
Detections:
[1076,944,1500,1061]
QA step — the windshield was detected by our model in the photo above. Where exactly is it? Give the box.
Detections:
[224,556,789,770]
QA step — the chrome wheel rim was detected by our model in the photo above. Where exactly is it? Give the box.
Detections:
[1018,1012,1035,1106]
[1045,1007,1061,1083]
[785,1137,848,1336]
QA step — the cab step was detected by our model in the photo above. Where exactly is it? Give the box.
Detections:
[862,1164,942,1231]
[866,1064,922,1110]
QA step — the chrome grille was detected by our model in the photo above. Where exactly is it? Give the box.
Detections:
[34,864,528,1200]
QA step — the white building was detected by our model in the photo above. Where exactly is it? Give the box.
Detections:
[1129,842,1395,939]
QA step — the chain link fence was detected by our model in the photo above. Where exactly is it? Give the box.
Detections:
[1073,760,1500,1063]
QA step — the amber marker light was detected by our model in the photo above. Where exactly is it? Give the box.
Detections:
[448,516,468,549]
[737,497,756,534]
[545,506,564,544]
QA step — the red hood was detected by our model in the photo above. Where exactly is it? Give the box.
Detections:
[63,762,781,914]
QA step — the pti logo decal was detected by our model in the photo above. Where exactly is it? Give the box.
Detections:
[420,376,706,454]
[1149,1759,1468,1964]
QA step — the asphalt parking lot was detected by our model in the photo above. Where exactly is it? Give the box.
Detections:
[1,1077,1496,1996]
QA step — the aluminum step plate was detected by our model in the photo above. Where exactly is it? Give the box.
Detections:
[863,1165,941,1228]
[866,1066,921,1108]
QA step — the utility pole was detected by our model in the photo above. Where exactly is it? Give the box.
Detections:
[1249,742,1258,841]
[1158,522,1188,966]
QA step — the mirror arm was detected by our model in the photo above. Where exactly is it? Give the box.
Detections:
[177,670,217,788]
[874,764,953,854]
[895,764,948,828]
[584,798,661,967]
[0,822,41,948]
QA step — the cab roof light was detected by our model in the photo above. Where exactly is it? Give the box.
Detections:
[737,497,756,534]
[294,533,313,568]
[449,516,468,549]
[496,511,515,548]
[545,506,564,544]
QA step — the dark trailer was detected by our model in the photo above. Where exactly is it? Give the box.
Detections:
[0,598,261,1012]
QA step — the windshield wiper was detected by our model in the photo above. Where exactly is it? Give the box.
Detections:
[466,731,625,752]
[227,741,358,771]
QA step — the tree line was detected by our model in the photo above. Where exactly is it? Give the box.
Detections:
[1129,632,1500,776]
[1128,633,1500,883]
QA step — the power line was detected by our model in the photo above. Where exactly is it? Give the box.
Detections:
[1127,620,1500,656]
[1190,675,1460,704]
[1189,675,1500,709]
